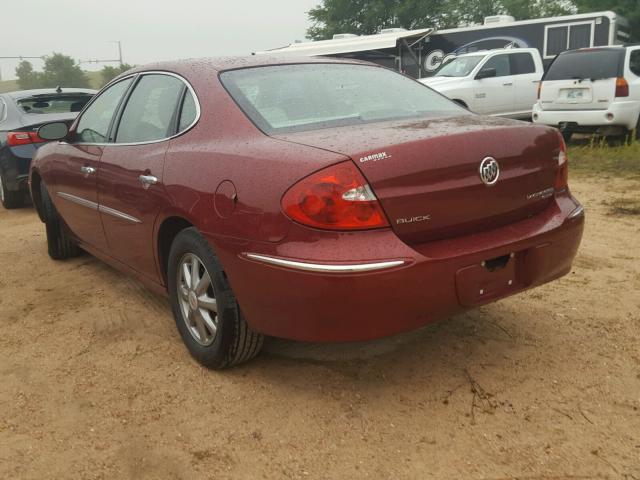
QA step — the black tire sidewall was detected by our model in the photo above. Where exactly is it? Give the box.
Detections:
[167,228,239,369]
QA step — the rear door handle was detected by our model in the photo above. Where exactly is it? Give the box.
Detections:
[503,82,513,86]
[80,166,96,176]
[139,174,158,188]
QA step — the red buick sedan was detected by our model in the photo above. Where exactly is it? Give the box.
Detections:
[29,57,584,369]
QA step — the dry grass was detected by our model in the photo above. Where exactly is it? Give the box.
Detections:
[569,140,640,179]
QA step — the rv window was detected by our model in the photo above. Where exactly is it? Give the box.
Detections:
[630,51,640,77]
[547,27,568,57]
[220,64,468,134]
[510,53,536,75]
[544,49,625,81]
[545,23,593,57]
[481,55,511,77]
[569,24,591,50]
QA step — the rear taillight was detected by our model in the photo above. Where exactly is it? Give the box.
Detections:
[7,131,46,146]
[282,161,389,230]
[615,77,629,98]
[555,132,568,192]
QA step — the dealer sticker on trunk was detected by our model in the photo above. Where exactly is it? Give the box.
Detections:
[359,152,391,163]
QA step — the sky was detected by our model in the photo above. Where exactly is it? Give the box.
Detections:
[0,0,319,80]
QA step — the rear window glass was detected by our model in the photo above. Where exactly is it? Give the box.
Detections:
[545,49,625,81]
[17,94,93,114]
[220,64,466,134]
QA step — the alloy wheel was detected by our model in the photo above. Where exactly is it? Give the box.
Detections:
[176,253,219,346]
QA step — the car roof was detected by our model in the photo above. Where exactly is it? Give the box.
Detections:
[454,47,539,58]
[120,55,374,79]
[5,88,97,100]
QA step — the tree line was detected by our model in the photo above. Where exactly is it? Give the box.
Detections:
[15,53,132,90]
[307,0,639,40]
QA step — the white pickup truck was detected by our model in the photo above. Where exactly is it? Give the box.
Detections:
[420,48,544,119]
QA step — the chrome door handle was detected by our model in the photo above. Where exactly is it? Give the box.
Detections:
[139,174,158,187]
[503,82,513,86]
[80,166,96,176]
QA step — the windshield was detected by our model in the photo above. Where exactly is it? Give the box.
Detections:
[433,55,485,77]
[17,94,93,114]
[545,49,625,81]
[220,64,467,134]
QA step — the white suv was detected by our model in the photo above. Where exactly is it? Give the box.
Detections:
[533,46,640,140]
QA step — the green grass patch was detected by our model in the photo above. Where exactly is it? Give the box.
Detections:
[569,140,640,178]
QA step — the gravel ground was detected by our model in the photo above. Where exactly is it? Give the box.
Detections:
[0,176,639,480]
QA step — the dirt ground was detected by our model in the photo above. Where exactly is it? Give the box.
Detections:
[0,175,639,480]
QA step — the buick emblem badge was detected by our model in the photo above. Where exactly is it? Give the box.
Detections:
[479,157,500,186]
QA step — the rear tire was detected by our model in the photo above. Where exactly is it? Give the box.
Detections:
[0,171,24,209]
[40,182,79,260]
[561,130,573,143]
[167,227,264,369]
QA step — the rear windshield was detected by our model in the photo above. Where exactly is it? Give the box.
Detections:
[220,64,466,134]
[544,49,625,81]
[16,94,93,114]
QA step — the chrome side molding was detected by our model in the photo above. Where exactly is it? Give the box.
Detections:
[244,253,406,273]
[56,191,141,224]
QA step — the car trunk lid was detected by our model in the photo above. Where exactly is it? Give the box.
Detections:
[274,115,561,244]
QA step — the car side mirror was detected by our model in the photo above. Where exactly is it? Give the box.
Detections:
[37,122,69,141]
[476,68,497,80]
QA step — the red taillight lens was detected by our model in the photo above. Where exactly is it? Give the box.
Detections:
[555,132,568,192]
[7,131,46,146]
[282,161,389,230]
[615,77,629,98]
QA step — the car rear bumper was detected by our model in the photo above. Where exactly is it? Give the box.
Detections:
[212,192,584,342]
[532,101,640,130]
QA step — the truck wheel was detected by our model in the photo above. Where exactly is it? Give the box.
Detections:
[0,171,24,209]
[167,227,264,369]
[40,182,79,260]
[561,131,573,143]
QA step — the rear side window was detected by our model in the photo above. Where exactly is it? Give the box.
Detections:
[510,53,536,75]
[544,49,625,81]
[178,90,198,132]
[76,78,133,143]
[220,64,466,134]
[17,94,93,114]
[115,74,183,143]
[630,50,640,77]
[482,55,511,77]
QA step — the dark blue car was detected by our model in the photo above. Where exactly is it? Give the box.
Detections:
[0,87,96,208]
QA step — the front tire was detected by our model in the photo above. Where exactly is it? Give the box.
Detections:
[40,182,79,260]
[0,171,24,209]
[167,228,264,369]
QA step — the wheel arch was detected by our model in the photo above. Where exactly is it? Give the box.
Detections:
[452,99,469,109]
[29,169,46,222]
[157,216,194,285]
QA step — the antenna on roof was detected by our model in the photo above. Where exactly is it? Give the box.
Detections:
[55,86,62,93]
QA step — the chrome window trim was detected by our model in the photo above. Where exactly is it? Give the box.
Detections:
[0,97,7,123]
[56,191,141,224]
[244,253,406,273]
[73,70,201,147]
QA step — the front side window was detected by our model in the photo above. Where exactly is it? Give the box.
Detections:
[630,50,640,77]
[433,55,484,78]
[115,74,183,143]
[220,64,467,134]
[510,53,536,75]
[481,55,511,77]
[76,78,132,143]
